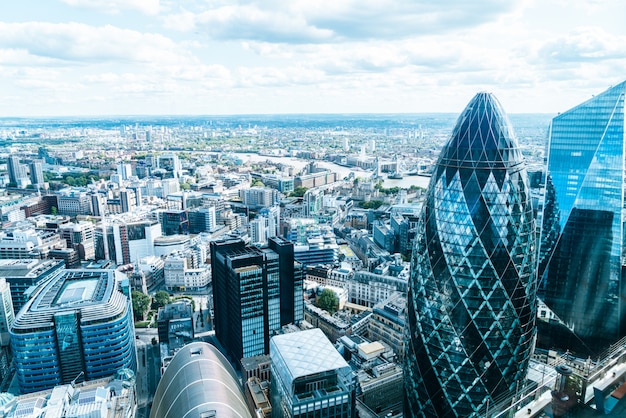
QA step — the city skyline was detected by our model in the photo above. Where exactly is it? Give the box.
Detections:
[1,1,625,117]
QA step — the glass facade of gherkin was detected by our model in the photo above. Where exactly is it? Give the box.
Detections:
[539,81,626,355]
[404,93,537,417]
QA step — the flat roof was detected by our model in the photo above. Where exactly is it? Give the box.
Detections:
[271,328,348,382]
[55,279,98,305]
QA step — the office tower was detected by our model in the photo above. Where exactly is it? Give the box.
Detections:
[29,159,44,187]
[106,189,136,213]
[539,81,626,355]
[270,328,354,418]
[96,219,160,265]
[404,93,537,417]
[156,153,183,179]
[303,189,324,217]
[117,161,132,181]
[188,206,216,233]
[10,269,136,393]
[269,236,304,326]
[259,205,280,238]
[57,190,92,216]
[210,237,302,362]
[250,217,268,244]
[150,342,252,418]
[7,156,26,186]
[240,187,280,208]
[0,259,65,313]
[0,279,14,347]
[158,209,189,236]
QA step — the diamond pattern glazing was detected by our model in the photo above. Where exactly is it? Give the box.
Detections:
[404,93,537,417]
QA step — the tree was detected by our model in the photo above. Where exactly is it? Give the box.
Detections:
[317,289,339,315]
[251,178,264,187]
[290,186,308,197]
[152,290,171,310]
[180,182,191,191]
[51,206,58,215]
[132,290,150,321]
[359,200,384,209]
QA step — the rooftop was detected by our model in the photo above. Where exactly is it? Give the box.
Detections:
[271,328,348,382]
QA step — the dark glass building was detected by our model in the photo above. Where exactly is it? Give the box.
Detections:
[404,93,537,417]
[539,81,626,355]
[210,236,303,362]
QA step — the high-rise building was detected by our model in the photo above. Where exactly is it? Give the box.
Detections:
[404,93,537,417]
[10,269,136,393]
[269,236,304,327]
[250,217,268,244]
[28,159,44,187]
[539,81,626,355]
[150,342,251,418]
[270,328,354,418]
[7,156,26,186]
[210,237,302,362]
[188,206,216,233]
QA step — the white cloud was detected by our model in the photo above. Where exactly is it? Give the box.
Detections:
[60,0,161,15]
[165,0,515,43]
[537,27,626,63]
[0,22,192,65]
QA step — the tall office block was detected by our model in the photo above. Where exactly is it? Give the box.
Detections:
[270,328,354,418]
[10,269,136,393]
[250,217,268,244]
[7,156,26,186]
[269,236,304,326]
[404,93,537,417]
[29,159,44,187]
[210,237,302,362]
[539,81,626,354]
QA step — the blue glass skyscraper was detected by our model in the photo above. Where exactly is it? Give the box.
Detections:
[404,93,537,417]
[539,81,626,355]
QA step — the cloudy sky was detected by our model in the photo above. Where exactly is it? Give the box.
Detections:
[1,0,625,116]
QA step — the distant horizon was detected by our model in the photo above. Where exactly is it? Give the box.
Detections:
[0,111,557,120]
[1,1,623,117]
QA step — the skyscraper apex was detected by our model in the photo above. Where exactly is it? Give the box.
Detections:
[404,92,537,417]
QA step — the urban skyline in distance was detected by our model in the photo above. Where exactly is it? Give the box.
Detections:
[1,0,625,117]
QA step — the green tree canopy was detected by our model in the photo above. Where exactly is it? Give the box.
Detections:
[359,200,384,209]
[152,290,171,310]
[290,186,308,197]
[317,288,339,315]
[251,178,264,187]
[132,290,150,321]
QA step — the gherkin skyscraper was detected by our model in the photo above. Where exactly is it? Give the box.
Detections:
[404,93,537,417]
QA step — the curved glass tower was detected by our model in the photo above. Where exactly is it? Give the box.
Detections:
[404,93,537,417]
